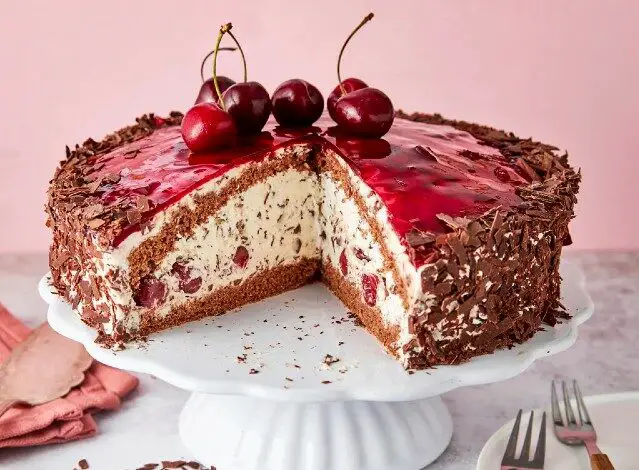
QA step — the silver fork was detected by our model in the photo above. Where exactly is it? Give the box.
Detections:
[551,380,615,470]
[501,409,546,470]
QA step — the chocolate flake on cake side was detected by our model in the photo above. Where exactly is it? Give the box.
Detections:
[47,113,184,343]
[396,111,580,368]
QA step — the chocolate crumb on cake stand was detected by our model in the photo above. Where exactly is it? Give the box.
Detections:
[42,261,592,470]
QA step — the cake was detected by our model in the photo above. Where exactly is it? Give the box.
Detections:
[46,111,579,369]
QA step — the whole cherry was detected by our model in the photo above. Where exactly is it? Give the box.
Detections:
[196,77,236,105]
[331,13,394,138]
[195,47,237,104]
[327,77,367,121]
[223,82,271,134]
[334,88,394,138]
[181,102,236,152]
[218,24,271,134]
[271,79,324,127]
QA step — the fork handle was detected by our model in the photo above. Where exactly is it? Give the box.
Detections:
[591,453,615,470]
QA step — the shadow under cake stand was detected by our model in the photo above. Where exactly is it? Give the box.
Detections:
[41,261,593,470]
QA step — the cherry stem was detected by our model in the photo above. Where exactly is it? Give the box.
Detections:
[213,25,228,110]
[224,25,248,84]
[337,12,374,95]
[199,47,237,82]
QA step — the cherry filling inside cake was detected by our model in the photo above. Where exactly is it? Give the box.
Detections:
[47,112,579,369]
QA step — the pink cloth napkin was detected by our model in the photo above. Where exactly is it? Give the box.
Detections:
[0,303,139,448]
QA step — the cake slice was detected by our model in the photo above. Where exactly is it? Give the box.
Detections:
[47,112,579,369]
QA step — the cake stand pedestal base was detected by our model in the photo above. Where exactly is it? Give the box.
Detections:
[179,393,453,470]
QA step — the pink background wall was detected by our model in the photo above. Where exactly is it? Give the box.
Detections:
[1,1,637,252]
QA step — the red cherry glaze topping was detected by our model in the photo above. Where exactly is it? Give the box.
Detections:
[97,115,528,268]
[271,79,324,126]
[180,103,236,152]
[196,77,236,105]
[361,273,378,306]
[327,77,367,121]
[333,88,394,138]
[134,277,167,308]
[339,249,348,275]
[233,245,249,268]
[223,81,271,134]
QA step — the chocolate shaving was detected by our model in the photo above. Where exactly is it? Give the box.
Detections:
[87,176,104,193]
[406,229,436,247]
[86,218,105,229]
[84,204,105,219]
[103,172,121,184]
[161,461,187,469]
[126,209,142,225]
[436,214,472,230]
[322,354,340,366]
[515,158,541,182]
[137,196,151,212]
[51,251,71,269]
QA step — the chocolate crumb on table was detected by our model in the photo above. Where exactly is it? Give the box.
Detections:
[161,461,188,469]
[78,459,89,469]
[135,464,160,470]
[131,461,215,470]
[322,354,340,366]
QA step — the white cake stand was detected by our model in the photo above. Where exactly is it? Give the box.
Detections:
[41,261,593,470]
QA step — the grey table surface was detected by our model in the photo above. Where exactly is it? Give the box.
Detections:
[0,251,637,470]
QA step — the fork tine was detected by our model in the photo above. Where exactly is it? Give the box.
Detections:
[502,409,522,462]
[573,380,592,425]
[562,379,577,424]
[551,380,564,425]
[520,410,535,461]
[573,380,584,425]
[532,412,547,466]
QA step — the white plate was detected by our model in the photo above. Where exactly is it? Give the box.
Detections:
[42,260,593,403]
[477,392,639,470]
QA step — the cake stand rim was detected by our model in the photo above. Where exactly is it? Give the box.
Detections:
[42,260,594,403]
